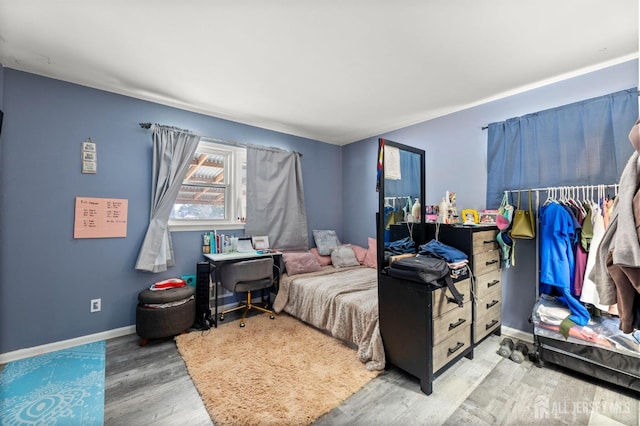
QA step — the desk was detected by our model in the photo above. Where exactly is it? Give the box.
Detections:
[203,251,283,328]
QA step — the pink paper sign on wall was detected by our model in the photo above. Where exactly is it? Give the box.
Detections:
[74,197,128,238]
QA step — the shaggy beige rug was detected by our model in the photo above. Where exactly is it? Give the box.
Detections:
[175,313,381,426]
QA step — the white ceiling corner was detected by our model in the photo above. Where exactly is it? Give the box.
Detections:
[0,0,637,145]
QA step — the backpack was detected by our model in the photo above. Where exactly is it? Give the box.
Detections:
[388,255,464,307]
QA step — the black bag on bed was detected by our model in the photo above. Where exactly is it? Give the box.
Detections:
[388,255,464,307]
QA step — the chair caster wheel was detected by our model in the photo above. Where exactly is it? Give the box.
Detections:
[219,315,225,321]
[269,314,275,319]
[240,321,245,327]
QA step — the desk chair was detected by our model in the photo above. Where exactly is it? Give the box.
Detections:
[219,257,276,327]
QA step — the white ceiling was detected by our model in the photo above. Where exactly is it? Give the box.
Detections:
[0,1,637,145]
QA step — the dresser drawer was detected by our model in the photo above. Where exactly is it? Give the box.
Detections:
[472,229,499,255]
[473,249,500,276]
[433,323,471,373]
[433,278,470,317]
[475,269,502,299]
[474,309,501,343]
[433,301,472,346]
[475,283,502,318]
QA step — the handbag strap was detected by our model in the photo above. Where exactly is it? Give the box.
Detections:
[500,191,508,208]
[516,191,521,209]
[527,190,532,212]
[443,274,464,307]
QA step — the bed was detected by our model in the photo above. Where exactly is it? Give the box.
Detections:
[531,295,640,392]
[273,265,385,371]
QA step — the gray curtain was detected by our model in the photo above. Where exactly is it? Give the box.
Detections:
[135,125,200,272]
[244,146,309,251]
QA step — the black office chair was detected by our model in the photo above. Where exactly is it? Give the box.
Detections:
[219,257,276,327]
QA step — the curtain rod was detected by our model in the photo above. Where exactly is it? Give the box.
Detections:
[139,123,303,157]
[481,90,639,130]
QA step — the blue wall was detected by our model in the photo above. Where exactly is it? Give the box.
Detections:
[1,59,637,354]
[0,69,343,354]
[342,59,639,332]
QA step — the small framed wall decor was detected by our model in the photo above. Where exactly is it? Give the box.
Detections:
[82,140,96,152]
[479,209,499,224]
[462,209,479,224]
[82,138,97,174]
[82,161,97,174]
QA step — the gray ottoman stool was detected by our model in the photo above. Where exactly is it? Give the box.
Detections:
[136,285,196,346]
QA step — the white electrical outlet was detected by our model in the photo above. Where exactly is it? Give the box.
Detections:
[91,298,101,313]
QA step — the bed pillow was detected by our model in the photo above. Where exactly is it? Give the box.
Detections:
[310,247,332,266]
[331,245,361,268]
[312,230,341,255]
[350,244,368,264]
[364,237,377,269]
[283,252,322,276]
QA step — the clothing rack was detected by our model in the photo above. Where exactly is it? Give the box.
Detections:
[514,182,640,392]
[504,183,618,304]
[506,184,619,212]
[384,196,416,209]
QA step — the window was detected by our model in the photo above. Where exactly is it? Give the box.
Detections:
[169,139,246,231]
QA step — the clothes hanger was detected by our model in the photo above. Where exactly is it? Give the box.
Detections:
[543,187,555,206]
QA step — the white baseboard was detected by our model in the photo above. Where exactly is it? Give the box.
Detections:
[501,325,534,344]
[0,325,136,364]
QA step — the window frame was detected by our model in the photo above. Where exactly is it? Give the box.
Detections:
[168,138,246,232]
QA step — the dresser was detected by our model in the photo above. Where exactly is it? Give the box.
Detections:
[425,224,502,344]
[378,272,473,395]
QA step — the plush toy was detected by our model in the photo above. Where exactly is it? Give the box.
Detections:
[447,192,459,223]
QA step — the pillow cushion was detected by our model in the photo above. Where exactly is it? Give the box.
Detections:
[312,230,341,255]
[310,247,332,266]
[350,244,368,264]
[364,237,377,269]
[331,245,361,268]
[283,252,322,276]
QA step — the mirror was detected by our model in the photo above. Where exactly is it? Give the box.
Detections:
[376,138,426,272]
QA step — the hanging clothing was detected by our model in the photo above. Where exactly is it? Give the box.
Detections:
[580,205,610,311]
[591,156,640,293]
[572,244,588,297]
[539,202,590,326]
[591,118,640,332]
[604,252,640,332]
[581,202,594,252]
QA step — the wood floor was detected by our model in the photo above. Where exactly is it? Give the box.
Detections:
[104,320,640,426]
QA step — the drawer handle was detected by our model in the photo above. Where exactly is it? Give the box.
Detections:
[485,319,499,330]
[486,300,499,309]
[448,342,465,355]
[487,279,500,287]
[449,318,466,330]
[446,296,464,304]
[483,240,494,244]
[485,260,498,266]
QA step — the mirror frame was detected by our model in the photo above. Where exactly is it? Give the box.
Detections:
[376,138,426,273]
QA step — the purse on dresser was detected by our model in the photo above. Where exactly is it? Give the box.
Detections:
[510,190,535,239]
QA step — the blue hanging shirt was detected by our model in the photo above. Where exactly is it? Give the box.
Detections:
[539,202,590,326]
